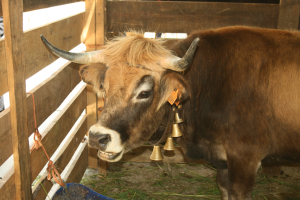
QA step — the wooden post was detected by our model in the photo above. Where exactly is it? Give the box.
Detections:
[277,0,299,30]
[84,0,108,174]
[95,0,108,176]
[2,0,33,199]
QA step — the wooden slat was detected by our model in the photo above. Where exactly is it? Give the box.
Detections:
[47,139,88,199]
[107,1,279,33]
[0,12,84,97]
[0,0,84,17]
[34,117,87,200]
[0,62,81,166]
[121,145,208,164]
[2,0,33,199]
[67,145,88,183]
[30,84,86,182]
[277,0,299,30]
[0,174,15,200]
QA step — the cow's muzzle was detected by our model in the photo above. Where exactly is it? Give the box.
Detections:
[88,124,124,162]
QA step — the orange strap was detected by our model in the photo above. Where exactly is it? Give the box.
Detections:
[28,92,65,187]
[167,89,180,106]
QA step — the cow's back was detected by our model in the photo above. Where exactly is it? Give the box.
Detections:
[173,26,300,162]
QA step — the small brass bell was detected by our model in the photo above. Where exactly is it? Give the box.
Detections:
[164,137,175,150]
[171,123,183,137]
[174,111,184,124]
[150,145,163,161]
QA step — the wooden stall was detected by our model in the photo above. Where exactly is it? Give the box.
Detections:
[0,0,299,199]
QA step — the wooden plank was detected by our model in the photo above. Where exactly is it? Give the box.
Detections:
[47,138,88,199]
[96,0,108,176]
[0,173,16,200]
[30,85,86,182]
[67,145,88,183]
[107,1,279,33]
[2,0,33,199]
[121,145,208,164]
[0,62,81,166]
[0,0,84,17]
[277,0,299,30]
[0,12,84,97]
[84,0,100,169]
[33,116,87,200]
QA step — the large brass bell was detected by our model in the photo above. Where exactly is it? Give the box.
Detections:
[171,123,183,137]
[164,136,175,150]
[150,145,163,161]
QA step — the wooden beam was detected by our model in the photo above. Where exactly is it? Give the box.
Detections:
[106,1,279,33]
[2,0,33,199]
[0,12,84,97]
[277,0,299,30]
[30,84,86,181]
[0,62,81,166]
[0,0,84,17]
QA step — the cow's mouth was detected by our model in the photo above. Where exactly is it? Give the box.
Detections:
[97,150,124,162]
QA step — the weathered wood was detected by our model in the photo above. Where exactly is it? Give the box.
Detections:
[67,145,88,183]
[0,12,84,97]
[87,85,99,169]
[0,0,84,17]
[277,0,299,30]
[96,0,108,175]
[47,139,88,199]
[30,85,86,182]
[107,1,279,33]
[2,0,33,199]
[0,62,81,166]
[85,0,101,169]
[96,0,106,49]
[33,117,87,200]
[0,173,16,200]
[121,145,208,164]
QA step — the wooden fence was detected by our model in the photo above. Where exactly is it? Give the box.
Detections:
[0,0,299,199]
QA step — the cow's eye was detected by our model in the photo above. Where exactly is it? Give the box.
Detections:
[137,91,151,99]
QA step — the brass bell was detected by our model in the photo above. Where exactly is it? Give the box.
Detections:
[150,145,163,161]
[174,111,184,124]
[171,123,183,137]
[164,137,175,150]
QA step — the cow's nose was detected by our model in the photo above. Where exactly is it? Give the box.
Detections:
[89,131,111,150]
[98,134,110,147]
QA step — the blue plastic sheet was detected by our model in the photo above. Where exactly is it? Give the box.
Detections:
[52,183,114,200]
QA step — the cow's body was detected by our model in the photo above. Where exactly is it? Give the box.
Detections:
[42,26,300,200]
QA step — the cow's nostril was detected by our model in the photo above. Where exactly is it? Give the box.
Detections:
[98,135,110,145]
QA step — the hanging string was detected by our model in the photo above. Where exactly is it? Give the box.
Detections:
[27,92,65,187]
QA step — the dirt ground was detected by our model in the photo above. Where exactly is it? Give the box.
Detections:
[80,162,300,200]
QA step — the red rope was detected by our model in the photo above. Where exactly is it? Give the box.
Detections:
[28,92,65,187]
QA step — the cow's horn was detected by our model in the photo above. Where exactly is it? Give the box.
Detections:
[161,37,200,71]
[41,35,105,64]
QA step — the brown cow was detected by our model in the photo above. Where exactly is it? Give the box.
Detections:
[41,26,300,200]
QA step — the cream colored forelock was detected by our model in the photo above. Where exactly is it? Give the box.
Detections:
[103,32,173,72]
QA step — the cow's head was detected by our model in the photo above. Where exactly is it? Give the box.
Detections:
[41,33,199,162]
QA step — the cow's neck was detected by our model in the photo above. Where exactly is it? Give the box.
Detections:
[147,104,173,144]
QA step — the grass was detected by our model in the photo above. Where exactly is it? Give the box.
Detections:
[80,163,300,200]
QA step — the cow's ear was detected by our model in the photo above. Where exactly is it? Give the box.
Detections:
[158,72,190,109]
[79,64,107,95]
